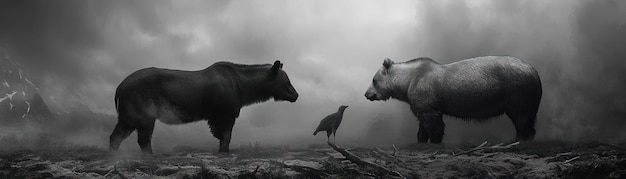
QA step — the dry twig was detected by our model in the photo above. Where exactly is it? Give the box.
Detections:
[564,156,580,163]
[103,169,114,177]
[328,142,405,178]
[454,141,520,156]
[392,144,399,156]
[372,147,406,166]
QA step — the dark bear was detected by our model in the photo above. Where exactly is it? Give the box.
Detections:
[365,56,541,143]
[110,60,298,153]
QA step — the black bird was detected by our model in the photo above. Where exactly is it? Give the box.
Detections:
[314,105,348,143]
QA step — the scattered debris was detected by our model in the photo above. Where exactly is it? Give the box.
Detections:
[392,144,399,156]
[454,141,520,156]
[328,142,405,178]
[0,141,624,178]
[564,156,580,163]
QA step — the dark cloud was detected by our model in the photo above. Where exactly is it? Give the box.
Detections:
[1,0,232,110]
[1,0,625,151]
[0,0,102,79]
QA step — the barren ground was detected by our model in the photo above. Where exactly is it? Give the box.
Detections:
[1,140,625,178]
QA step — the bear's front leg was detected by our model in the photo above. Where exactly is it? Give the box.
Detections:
[418,112,445,143]
[218,118,236,153]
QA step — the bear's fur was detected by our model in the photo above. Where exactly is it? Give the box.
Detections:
[365,56,542,143]
[110,61,298,153]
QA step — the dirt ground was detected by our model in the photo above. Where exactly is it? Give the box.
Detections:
[1,140,625,179]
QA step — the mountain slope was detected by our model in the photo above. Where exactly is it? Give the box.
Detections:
[0,49,51,121]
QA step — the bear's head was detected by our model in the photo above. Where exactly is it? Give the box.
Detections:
[266,60,299,102]
[365,58,395,101]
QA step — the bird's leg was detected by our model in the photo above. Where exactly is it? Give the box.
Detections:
[333,133,336,144]
[327,131,332,143]
[331,128,336,144]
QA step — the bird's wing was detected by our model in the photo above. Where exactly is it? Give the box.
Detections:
[332,112,345,127]
[315,113,337,132]
[330,112,347,135]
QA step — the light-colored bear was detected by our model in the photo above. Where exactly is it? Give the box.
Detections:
[365,56,542,143]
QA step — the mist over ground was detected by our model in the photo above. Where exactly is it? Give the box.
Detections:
[1,0,625,152]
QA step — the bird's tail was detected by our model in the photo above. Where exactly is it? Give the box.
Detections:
[313,130,319,136]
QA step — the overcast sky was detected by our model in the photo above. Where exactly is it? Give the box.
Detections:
[1,0,625,150]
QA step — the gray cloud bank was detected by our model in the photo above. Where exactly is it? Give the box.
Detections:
[1,0,625,151]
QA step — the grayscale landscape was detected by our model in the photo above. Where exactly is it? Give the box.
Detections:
[1,0,625,178]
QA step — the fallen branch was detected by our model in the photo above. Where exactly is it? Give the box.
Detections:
[328,142,404,178]
[454,141,520,156]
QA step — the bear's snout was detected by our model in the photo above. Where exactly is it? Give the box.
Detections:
[365,92,378,101]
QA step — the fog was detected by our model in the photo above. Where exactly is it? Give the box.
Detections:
[1,0,625,152]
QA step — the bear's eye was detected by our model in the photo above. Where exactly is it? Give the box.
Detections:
[373,79,378,86]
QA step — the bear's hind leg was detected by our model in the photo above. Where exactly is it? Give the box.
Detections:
[507,112,536,141]
[109,117,136,152]
[419,112,445,143]
[417,121,430,143]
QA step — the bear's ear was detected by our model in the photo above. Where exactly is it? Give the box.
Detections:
[270,60,281,77]
[383,58,394,69]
